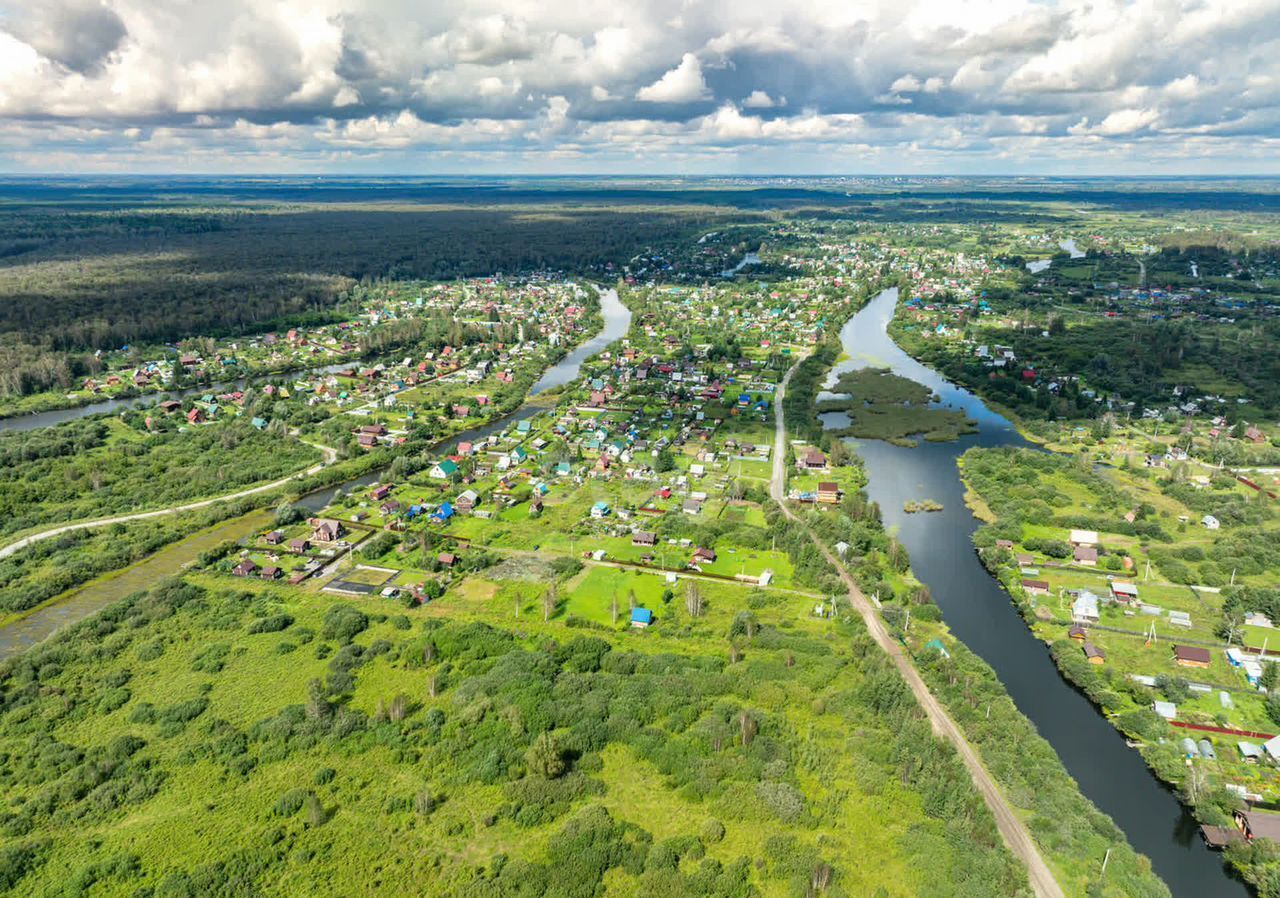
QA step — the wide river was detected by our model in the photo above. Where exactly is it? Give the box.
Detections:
[824,287,1248,897]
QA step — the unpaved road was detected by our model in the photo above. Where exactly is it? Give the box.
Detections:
[771,357,1065,898]
[0,442,337,562]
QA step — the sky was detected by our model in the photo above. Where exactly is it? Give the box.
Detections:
[1,0,1279,175]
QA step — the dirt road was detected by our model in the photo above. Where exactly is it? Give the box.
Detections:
[0,442,337,562]
[771,358,1065,898]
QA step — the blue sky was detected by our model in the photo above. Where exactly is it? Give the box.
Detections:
[1,0,1278,174]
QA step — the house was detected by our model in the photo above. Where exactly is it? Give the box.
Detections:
[1068,624,1088,641]
[360,423,387,436]
[1072,591,1100,622]
[159,399,181,414]
[455,489,479,513]
[996,539,1014,550]
[1173,645,1211,669]
[371,484,393,501]
[379,500,401,517]
[692,547,717,564]
[1237,810,1280,843]
[1110,581,1139,602]
[1083,642,1106,664]
[186,407,205,425]
[432,502,455,523]
[1239,742,1265,764]
[260,565,282,580]
[1073,546,1098,566]
[437,552,457,567]
[801,448,827,469]
[264,530,284,545]
[1245,426,1267,444]
[288,538,310,554]
[430,460,459,480]
[358,433,378,448]
[682,498,703,515]
[312,519,344,542]
[816,482,841,504]
[924,638,950,658]
[232,559,258,577]
[591,501,611,518]
[632,531,657,548]
[1069,529,1099,547]
[1021,579,1050,596]
[1264,735,1280,764]
[631,607,654,629]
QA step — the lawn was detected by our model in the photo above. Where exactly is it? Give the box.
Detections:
[563,565,668,625]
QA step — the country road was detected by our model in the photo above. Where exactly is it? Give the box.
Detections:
[771,357,1065,898]
[0,441,337,562]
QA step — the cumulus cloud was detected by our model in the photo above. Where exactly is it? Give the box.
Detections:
[635,53,712,103]
[9,0,127,74]
[0,0,1277,172]
[742,89,784,108]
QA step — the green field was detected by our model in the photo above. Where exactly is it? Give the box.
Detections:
[0,571,1033,898]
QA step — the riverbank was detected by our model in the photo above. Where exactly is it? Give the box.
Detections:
[824,286,1249,897]
[956,442,1280,895]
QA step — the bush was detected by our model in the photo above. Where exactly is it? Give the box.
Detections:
[549,557,584,577]
[275,789,309,817]
[755,781,804,822]
[322,605,368,643]
[248,615,293,634]
[700,818,725,844]
[526,732,567,779]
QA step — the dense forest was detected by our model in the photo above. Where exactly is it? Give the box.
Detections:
[0,198,732,397]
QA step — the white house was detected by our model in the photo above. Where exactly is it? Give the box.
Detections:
[1069,529,1099,547]
[1072,591,1100,623]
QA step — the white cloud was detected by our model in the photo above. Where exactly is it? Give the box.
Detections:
[0,0,1277,171]
[1070,108,1161,137]
[742,89,783,108]
[636,53,711,103]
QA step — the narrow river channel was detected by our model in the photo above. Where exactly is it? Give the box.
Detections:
[0,288,633,658]
[824,287,1248,897]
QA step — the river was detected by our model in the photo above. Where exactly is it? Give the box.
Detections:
[721,251,761,277]
[1027,238,1087,273]
[823,287,1248,897]
[0,287,632,656]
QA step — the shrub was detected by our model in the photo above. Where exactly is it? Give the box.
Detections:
[275,789,309,817]
[526,732,567,779]
[248,615,293,634]
[755,781,804,822]
[321,605,368,643]
[700,818,725,844]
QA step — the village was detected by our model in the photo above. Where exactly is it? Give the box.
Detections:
[201,274,870,632]
[27,275,597,421]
